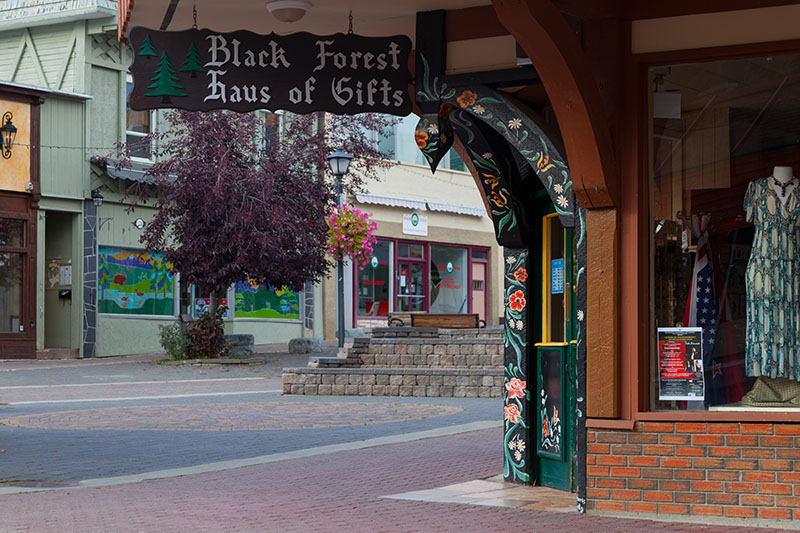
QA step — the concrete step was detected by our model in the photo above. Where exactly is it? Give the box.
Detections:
[36,348,80,360]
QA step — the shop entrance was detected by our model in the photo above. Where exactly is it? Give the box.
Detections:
[532,195,577,491]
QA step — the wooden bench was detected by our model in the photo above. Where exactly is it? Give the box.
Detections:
[388,313,485,328]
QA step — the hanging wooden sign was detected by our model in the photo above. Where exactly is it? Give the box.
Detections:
[128,27,412,116]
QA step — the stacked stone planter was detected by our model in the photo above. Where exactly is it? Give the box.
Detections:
[282,326,504,398]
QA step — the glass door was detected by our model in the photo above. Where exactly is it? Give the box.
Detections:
[396,261,425,312]
[535,206,577,491]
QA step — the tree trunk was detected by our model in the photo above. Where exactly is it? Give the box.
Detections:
[208,289,219,323]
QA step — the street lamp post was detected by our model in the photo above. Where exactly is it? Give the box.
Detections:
[326,149,353,349]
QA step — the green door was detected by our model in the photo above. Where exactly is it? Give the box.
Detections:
[532,196,577,491]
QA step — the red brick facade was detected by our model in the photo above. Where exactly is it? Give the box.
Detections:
[587,422,800,520]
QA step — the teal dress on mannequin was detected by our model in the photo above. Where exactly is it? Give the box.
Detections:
[744,177,800,381]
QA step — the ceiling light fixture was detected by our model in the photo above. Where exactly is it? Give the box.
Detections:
[266,1,311,23]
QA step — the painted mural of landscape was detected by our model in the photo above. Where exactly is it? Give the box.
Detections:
[234,279,299,320]
[98,247,174,316]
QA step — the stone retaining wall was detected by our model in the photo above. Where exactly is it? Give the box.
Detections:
[282,367,504,398]
[346,327,504,369]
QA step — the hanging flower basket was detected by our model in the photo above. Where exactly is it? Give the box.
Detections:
[325,205,378,268]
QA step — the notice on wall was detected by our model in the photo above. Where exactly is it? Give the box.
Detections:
[128,27,412,116]
[550,258,564,294]
[58,264,72,286]
[402,212,428,236]
[657,327,705,401]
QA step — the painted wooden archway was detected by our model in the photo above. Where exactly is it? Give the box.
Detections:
[415,57,588,511]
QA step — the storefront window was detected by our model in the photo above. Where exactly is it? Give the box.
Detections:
[430,245,468,314]
[98,247,175,316]
[357,240,391,317]
[0,252,22,332]
[398,242,424,259]
[649,54,800,411]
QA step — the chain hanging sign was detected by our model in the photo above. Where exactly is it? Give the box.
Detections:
[128,27,412,116]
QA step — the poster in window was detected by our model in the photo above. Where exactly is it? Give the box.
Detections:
[234,279,299,320]
[658,327,705,401]
[97,247,175,316]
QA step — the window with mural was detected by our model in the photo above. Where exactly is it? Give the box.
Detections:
[234,279,299,320]
[98,247,175,316]
[649,53,800,411]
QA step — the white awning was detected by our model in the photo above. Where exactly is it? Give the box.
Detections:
[427,201,485,217]
[354,193,427,211]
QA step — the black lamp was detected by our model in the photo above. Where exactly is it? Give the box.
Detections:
[91,189,104,207]
[326,149,353,179]
[1,112,17,159]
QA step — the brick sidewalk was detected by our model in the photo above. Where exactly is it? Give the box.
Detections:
[0,429,788,533]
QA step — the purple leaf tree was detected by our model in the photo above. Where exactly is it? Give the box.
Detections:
[121,110,393,354]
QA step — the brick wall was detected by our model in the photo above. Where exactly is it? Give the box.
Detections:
[587,422,800,520]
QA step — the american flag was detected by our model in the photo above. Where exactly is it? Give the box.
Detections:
[682,215,725,406]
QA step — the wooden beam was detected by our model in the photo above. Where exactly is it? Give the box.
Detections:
[586,207,619,418]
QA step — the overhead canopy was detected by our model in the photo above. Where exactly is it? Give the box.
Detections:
[355,193,484,217]
[118,0,490,43]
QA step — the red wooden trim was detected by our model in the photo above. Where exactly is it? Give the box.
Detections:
[625,0,800,21]
[446,6,507,42]
[634,37,800,66]
[118,0,133,44]
[492,0,619,209]
[635,410,800,423]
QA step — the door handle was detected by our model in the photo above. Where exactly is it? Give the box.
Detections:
[565,281,571,318]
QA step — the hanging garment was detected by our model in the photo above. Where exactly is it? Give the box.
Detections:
[744,177,800,381]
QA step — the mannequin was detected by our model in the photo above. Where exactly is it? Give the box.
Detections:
[743,165,800,382]
[769,165,797,206]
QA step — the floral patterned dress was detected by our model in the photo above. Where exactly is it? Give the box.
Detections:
[744,177,800,380]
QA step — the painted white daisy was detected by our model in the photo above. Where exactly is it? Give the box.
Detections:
[508,441,515,450]
[482,152,493,159]
[506,256,516,264]
[508,118,522,130]
[516,320,524,330]
[427,124,439,134]
[557,195,569,209]
[472,105,486,115]
[577,309,584,321]
[554,183,564,193]
[516,439,526,451]
[514,450,522,461]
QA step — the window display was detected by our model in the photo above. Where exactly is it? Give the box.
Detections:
[649,54,800,411]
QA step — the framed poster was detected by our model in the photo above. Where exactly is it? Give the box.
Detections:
[657,327,705,401]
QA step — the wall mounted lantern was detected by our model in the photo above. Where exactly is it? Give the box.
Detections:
[0,112,17,159]
[91,189,104,207]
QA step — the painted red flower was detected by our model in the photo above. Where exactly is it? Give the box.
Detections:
[457,89,477,109]
[415,130,428,149]
[504,403,521,424]
[505,378,526,399]
[508,290,526,312]
[513,267,528,283]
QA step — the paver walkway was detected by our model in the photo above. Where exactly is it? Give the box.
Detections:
[0,428,791,533]
[0,351,795,532]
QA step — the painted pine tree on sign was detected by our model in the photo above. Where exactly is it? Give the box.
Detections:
[138,34,157,57]
[145,52,186,104]
[180,42,205,77]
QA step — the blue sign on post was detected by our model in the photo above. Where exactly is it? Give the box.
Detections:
[551,258,564,294]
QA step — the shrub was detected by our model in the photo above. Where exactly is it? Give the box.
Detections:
[186,306,228,359]
[158,321,189,359]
